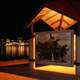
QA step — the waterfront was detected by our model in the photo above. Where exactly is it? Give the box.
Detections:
[0,39,29,60]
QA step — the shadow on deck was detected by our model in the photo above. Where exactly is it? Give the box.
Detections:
[0,63,75,80]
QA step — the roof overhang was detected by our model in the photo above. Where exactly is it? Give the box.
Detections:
[27,0,80,31]
[32,7,77,31]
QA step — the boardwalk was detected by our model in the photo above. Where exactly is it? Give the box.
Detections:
[0,59,79,80]
[0,72,37,80]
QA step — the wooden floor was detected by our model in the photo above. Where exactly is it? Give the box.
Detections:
[35,65,75,75]
[0,59,78,80]
[0,65,74,80]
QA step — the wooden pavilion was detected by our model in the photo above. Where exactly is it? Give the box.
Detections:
[26,0,80,79]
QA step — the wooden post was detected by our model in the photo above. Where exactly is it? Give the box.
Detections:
[29,23,36,69]
[74,34,78,80]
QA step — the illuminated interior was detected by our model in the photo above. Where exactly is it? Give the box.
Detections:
[33,34,76,75]
[32,7,77,30]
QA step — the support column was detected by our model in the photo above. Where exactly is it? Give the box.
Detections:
[29,23,36,69]
[74,34,78,80]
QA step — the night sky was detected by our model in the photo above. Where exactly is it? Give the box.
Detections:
[0,0,54,39]
[0,0,80,39]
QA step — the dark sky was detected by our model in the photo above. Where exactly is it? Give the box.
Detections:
[0,0,43,38]
[0,0,80,39]
[0,0,53,39]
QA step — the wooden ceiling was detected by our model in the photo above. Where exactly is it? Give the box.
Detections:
[32,7,77,31]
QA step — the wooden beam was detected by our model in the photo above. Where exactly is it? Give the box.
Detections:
[57,14,63,31]
[45,13,58,21]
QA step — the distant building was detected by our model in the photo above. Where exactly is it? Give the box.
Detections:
[0,38,30,59]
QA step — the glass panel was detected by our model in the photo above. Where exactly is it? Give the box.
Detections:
[35,30,74,67]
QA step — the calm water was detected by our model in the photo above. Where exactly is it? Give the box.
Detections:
[0,45,29,59]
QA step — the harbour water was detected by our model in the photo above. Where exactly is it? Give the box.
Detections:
[0,42,29,60]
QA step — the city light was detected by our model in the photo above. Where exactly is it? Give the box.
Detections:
[0,38,29,58]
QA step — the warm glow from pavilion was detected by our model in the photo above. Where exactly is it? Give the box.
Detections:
[35,65,75,75]
[32,7,77,31]
[34,34,76,75]
[74,34,76,61]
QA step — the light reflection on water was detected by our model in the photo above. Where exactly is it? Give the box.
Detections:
[6,45,29,57]
[0,43,29,59]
